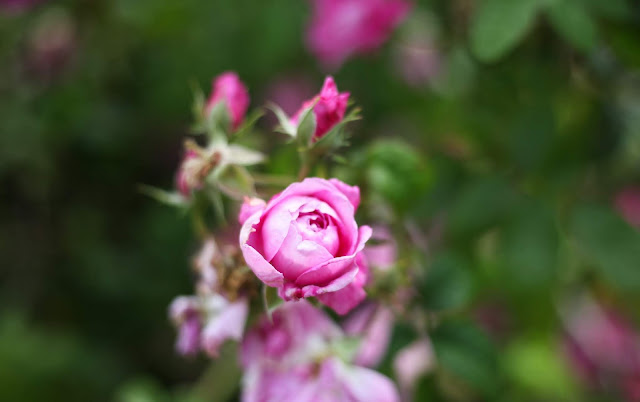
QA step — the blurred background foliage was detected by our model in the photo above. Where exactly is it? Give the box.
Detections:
[1,0,640,401]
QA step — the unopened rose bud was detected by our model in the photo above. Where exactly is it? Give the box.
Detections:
[205,71,250,131]
[291,76,349,140]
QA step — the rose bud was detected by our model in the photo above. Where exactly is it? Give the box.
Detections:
[239,178,372,315]
[291,76,349,140]
[306,0,411,69]
[205,71,250,131]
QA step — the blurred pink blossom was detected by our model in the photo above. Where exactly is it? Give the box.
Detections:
[343,302,394,367]
[0,0,42,14]
[168,239,249,358]
[241,301,399,402]
[307,0,411,69]
[562,295,640,399]
[393,338,436,400]
[175,150,201,198]
[615,186,640,228]
[364,225,397,272]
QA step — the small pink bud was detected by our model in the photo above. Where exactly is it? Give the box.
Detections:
[291,76,350,140]
[205,71,250,131]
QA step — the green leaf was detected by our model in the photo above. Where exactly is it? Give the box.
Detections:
[571,204,640,293]
[502,337,579,399]
[296,104,317,149]
[266,102,296,137]
[499,201,558,289]
[448,176,515,239]
[431,321,500,397]
[206,101,232,138]
[366,139,433,211]
[420,252,473,312]
[582,0,630,20]
[546,0,598,52]
[138,185,188,207]
[470,0,540,62]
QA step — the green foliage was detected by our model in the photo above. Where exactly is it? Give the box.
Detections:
[470,0,541,62]
[571,204,640,293]
[546,0,599,53]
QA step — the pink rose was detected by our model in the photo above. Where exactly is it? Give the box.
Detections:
[205,71,250,131]
[291,76,350,140]
[239,178,371,314]
[307,0,411,69]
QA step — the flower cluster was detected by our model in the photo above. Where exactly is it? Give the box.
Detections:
[156,71,411,400]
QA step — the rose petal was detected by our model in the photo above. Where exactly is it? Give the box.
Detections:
[329,178,360,210]
[240,211,285,286]
[295,225,371,287]
[270,223,335,281]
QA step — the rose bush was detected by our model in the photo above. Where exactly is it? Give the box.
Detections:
[239,177,371,314]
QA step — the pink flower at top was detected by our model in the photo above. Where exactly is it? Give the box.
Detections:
[307,0,411,69]
[240,301,400,402]
[239,178,371,315]
[205,71,250,131]
[615,186,640,228]
[291,76,350,140]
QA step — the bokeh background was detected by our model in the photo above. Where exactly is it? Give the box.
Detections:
[2,0,640,401]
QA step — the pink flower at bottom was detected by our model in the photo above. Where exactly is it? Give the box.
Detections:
[240,301,399,402]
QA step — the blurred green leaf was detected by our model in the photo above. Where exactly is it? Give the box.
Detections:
[546,0,599,52]
[420,252,473,312]
[502,337,579,400]
[431,320,500,397]
[582,0,631,20]
[470,0,540,62]
[366,139,433,212]
[571,204,640,292]
[499,201,558,289]
[448,176,515,239]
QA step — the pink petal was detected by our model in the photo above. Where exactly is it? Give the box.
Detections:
[201,297,249,357]
[240,211,284,287]
[329,178,361,210]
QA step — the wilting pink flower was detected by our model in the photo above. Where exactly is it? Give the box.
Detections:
[169,296,201,356]
[168,239,249,358]
[291,76,350,140]
[307,0,411,69]
[343,302,394,367]
[393,338,436,400]
[239,178,371,315]
[175,150,202,198]
[205,71,250,130]
[615,186,640,228]
[241,301,400,402]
